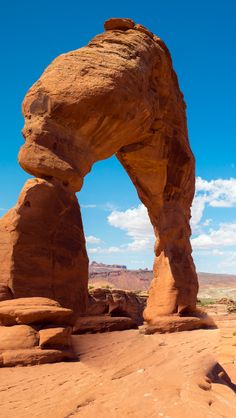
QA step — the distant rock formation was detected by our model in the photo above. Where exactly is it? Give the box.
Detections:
[73,287,147,334]
[0,17,199,363]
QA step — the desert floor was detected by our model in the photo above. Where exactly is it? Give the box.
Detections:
[1,312,236,418]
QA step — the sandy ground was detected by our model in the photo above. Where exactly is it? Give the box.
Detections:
[0,315,236,418]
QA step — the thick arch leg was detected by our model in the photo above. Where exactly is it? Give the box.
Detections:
[117,136,198,321]
[0,178,89,313]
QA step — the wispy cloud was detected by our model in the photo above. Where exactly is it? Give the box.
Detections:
[86,235,102,245]
[88,246,122,254]
[191,222,236,249]
[191,177,236,232]
[108,204,155,252]
[81,204,97,209]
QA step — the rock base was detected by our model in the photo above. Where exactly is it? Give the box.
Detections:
[0,348,77,367]
[140,313,215,334]
[0,297,76,367]
[73,315,138,334]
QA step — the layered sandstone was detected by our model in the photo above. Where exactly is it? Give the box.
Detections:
[0,297,76,367]
[0,178,88,312]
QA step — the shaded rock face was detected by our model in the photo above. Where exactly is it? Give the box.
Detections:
[87,288,146,325]
[0,178,88,313]
[0,18,198,325]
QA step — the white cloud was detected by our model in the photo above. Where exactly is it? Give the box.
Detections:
[86,235,102,245]
[191,177,236,231]
[81,204,97,209]
[84,177,236,273]
[108,204,155,252]
[88,246,122,254]
[191,222,236,249]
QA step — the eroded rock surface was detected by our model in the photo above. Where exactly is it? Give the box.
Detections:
[73,315,137,334]
[87,288,146,325]
[0,178,88,312]
[0,297,75,367]
[0,17,199,341]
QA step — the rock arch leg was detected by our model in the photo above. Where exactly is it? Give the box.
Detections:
[117,136,198,320]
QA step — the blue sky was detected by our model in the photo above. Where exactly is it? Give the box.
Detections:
[1,1,236,272]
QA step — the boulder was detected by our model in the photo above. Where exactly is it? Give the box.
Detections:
[0,297,73,326]
[104,18,135,31]
[1,348,77,367]
[0,325,39,350]
[39,327,72,349]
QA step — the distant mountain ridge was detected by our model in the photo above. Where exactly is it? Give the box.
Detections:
[89,262,236,299]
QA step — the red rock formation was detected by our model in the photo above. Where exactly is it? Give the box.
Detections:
[0,297,76,367]
[0,178,88,313]
[0,18,199,338]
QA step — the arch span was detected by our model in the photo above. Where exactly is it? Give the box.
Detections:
[0,18,198,321]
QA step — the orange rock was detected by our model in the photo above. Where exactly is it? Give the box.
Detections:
[87,288,146,325]
[39,327,72,349]
[73,315,137,334]
[104,18,135,31]
[1,18,199,328]
[1,348,77,367]
[0,297,73,326]
[141,313,215,334]
[0,178,88,313]
[0,325,39,350]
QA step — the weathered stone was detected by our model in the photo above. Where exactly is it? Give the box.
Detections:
[0,325,39,350]
[1,348,77,367]
[134,24,154,38]
[0,297,73,326]
[141,312,215,334]
[73,315,137,334]
[39,327,72,349]
[0,179,88,313]
[0,284,13,301]
[87,288,146,325]
[104,18,135,31]
[0,18,199,329]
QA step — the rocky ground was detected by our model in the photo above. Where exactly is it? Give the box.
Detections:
[1,303,236,418]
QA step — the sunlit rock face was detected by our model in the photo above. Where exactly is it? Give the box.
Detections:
[0,18,198,324]
[0,178,88,313]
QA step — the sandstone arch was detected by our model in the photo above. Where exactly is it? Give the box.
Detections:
[0,18,198,322]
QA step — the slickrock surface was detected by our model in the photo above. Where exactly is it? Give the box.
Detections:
[5,17,198,321]
[0,178,88,312]
[1,325,236,417]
